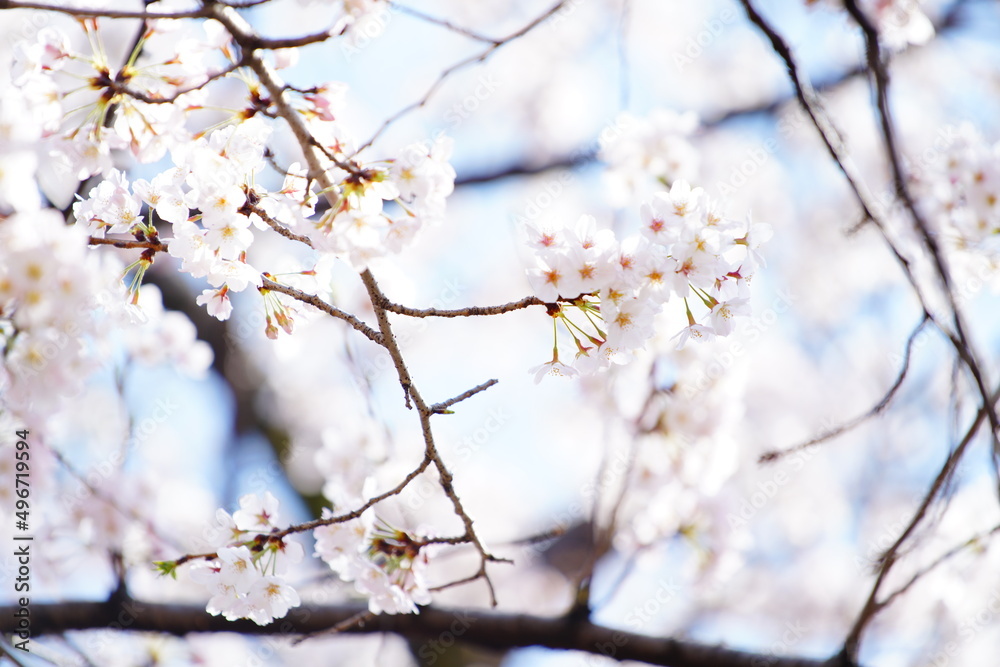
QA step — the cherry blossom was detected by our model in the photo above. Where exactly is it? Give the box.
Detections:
[232,491,281,532]
[246,576,302,625]
[520,181,766,379]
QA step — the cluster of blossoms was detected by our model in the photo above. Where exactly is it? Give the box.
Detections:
[0,192,209,432]
[924,125,1000,254]
[181,493,304,626]
[615,343,747,581]
[0,212,211,429]
[0,212,117,426]
[11,17,455,332]
[11,17,217,176]
[523,180,770,382]
[73,116,282,323]
[313,503,432,615]
[914,124,1000,288]
[309,133,456,270]
[598,109,700,207]
[175,491,433,620]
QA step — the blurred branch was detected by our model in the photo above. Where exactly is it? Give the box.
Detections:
[453,0,972,188]
[878,521,1000,609]
[738,0,999,659]
[842,378,1000,657]
[760,315,930,463]
[841,0,1000,486]
[390,2,499,44]
[0,600,841,667]
[355,0,568,154]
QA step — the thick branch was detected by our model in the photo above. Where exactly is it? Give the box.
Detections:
[0,600,839,667]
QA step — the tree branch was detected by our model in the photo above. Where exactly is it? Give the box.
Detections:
[760,315,930,463]
[0,1,208,19]
[0,600,841,667]
[452,0,971,188]
[840,0,1000,491]
[842,378,1000,657]
[354,0,568,154]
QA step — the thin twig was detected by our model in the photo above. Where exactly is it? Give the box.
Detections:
[174,457,437,566]
[355,0,567,154]
[842,379,1000,656]
[248,203,314,247]
[430,379,499,413]
[879,522,1000,609]
[292,610,374,645]
[841,0,1000,494]
[379,295,553,317]
[88,236,168,252]
[360,269,511,603]
[261,277,382,344]
[760,315,930,463]
[121,60,245,105]
[389,2,499,44]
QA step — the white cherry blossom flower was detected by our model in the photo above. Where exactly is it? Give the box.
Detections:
[196,287,233,321]
[246,576,301,625]
[232,492,280,533]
